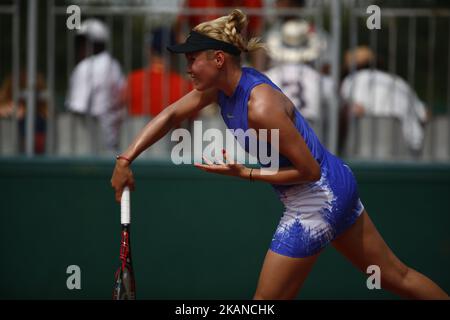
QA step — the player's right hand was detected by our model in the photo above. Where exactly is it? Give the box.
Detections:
[111,159,136,203]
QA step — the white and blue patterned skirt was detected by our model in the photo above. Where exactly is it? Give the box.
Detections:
[269,164,365,258]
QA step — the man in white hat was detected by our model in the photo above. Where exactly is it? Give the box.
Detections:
[265,19,332,133]
[65,18,125,154]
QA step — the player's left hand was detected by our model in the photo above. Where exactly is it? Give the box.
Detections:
[194,149,249,179]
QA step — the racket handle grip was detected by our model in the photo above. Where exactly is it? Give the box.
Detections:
[121,186,130,224]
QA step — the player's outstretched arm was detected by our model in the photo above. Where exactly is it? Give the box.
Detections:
[110,88,217,202]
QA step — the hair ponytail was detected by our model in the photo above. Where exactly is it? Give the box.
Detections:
[193,9,265,54]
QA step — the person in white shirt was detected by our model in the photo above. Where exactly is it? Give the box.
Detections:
[66,19,125,153]
[265,19,332,128]
[340,46,428,152]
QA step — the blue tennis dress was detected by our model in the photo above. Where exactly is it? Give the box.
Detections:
[218,67,365,258]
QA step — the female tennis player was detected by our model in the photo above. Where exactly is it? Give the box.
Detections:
[111,9,448,300]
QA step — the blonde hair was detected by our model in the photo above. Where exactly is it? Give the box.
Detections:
[193,9,265,54]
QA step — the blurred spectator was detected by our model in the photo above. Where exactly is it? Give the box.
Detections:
[0,71,47,154]
[266,19,327,68]
[272,0,306,22]
[265,19,332,126]
[65,18,125,153]
[340,46,428,153]
[174,0,265,69]
[264,0,329,71]
[175,0,263,39]
[126,27,192,117]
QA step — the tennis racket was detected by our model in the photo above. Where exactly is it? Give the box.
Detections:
[112,186,136,300]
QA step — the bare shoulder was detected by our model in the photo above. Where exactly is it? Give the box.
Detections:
[247,84,294,127]
[174,87,218,111]
[191,87,219,106]
[167,87,218,124]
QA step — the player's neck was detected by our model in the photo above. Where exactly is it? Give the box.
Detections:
[218,65,242,98]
